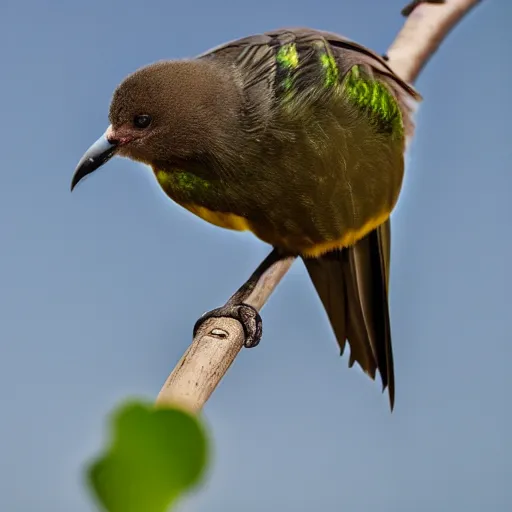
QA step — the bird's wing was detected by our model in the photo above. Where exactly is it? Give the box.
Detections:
[316,28,421,138]
[198,28,420,137]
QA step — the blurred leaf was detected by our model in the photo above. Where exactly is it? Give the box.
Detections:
[87,401,208,512]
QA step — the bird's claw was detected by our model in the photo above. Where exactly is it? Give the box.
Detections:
[193,303,263,348]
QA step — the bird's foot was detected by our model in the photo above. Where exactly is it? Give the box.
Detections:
[193,303,262,348]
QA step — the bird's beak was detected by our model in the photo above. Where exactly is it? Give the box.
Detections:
[70,127,119,191]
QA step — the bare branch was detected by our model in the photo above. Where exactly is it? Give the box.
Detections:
[156,0,483,412]
[401,0,446,18]
[156,256,295,412]
[388,0,482,82]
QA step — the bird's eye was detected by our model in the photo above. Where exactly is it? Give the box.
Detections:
[133,114,152,129]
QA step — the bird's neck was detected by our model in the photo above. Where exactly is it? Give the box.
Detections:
[162,60,245,174]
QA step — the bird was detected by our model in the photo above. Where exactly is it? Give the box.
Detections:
[71,28,421,409]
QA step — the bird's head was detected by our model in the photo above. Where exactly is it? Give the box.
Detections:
[71,60,240,191]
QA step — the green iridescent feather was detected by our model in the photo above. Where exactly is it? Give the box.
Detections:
[316,42,339,88]
[276,43,299,69]
[275,43,299,97]
[343,65,403,136]
[156,169,211,200]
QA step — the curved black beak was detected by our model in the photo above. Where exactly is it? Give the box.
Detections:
[70,130,118,191]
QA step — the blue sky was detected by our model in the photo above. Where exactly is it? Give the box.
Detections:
[1,0,510,510]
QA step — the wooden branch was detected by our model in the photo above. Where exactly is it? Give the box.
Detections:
[156,256,295,411]
[156,0,483,413]
[389,0,482,83]
[401,0,446,18]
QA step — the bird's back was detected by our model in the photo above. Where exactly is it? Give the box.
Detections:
[199,28,418,138]
[193,28,420,254]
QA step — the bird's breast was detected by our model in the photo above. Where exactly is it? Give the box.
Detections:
[153,167,253,231]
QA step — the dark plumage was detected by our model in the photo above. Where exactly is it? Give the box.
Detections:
[72,28,421,409]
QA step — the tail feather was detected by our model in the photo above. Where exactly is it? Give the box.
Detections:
[302,220,395,409]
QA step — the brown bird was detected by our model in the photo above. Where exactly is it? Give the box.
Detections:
[71,28,420,409]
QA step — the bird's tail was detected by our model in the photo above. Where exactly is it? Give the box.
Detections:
[302,220,395,409]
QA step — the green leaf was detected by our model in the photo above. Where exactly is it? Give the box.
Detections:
[87,401,208,512]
